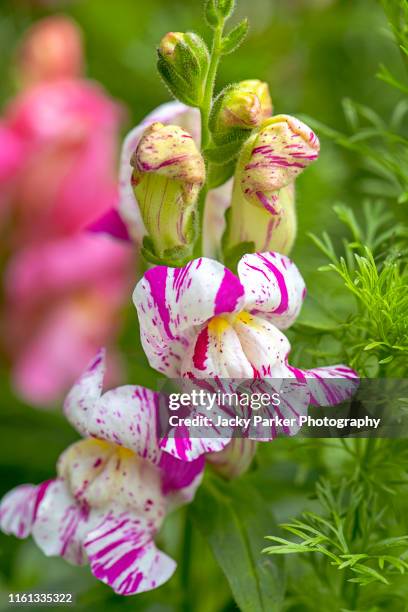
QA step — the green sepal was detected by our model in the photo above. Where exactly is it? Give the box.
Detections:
[157,53,198,106]
[157,33,208,107]
[208,84,233,134]
[207,159,236,189]
[141,236,193,267]
[184,32,210,74]
[204,133,248,164]
[221,19,249,54]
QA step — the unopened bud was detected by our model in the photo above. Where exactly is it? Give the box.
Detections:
[241,115,320,211]
[16,16,83,88]
[210,80,272,139]
[159,32,185,58]
[157,32,209,107]
[206,439,257,479]
[131,122,205,264]
[224,182,297,256]
[223,115,319,258]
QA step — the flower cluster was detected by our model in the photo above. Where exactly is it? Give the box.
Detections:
[0,17,133,404]
[0,3,358,598]
[0,351,204,595]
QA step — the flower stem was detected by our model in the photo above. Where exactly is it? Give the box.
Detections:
[194,21,225,258]
[181,513,193,611]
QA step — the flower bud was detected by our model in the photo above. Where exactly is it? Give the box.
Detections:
[16,16,83,88]
[131,122,205,264]
[223,115,319,258]
[213,80,272,133]
[206,439,257,479]
[224,182,297,256]
[159,32,185,58]
[157,32,209,107]
[241,114,320,211]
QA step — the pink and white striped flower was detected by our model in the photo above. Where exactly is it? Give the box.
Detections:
[133,250,358,407]
[0,352,205,596]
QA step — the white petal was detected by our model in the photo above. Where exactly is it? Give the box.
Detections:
[238,251,305,329]
[133,259,245,376]
[84,512,176,595]
[0,484,37,538]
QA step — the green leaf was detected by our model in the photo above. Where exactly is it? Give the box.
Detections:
[190,475,284,612]
[221,19,249,54]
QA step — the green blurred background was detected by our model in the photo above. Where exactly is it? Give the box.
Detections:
[0,0,405,610]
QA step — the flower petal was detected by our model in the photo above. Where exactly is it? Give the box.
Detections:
[64,350,162,464]
[63,349,106,437]
[31,478,91,565]
[233,311,291,377]
[182,316,253,378]
[160,426,230,463]
[86,208,131,242]
[159,453,204,505]
[84,512,176,595]
[134,259,245,376]
[238,251,305,329]
[287,364,359,406]
[0,484,38,538]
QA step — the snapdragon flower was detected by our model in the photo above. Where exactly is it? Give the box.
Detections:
[133,250,357,392]
[0,351,205,595]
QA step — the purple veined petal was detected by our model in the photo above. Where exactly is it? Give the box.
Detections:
[64,349,163,464]
[133,258,245,376]
[287,364,359,406]
[182,317,253,379]
[84,512,176,595]
[238,251,306,329]
[86,208,132,242]
[0,484,38,538]
[31,478,92,565]
[63,348,106,437]
[119,102,200,242]
[245,378,311,440]
[87,385,162,465]
[160,418,231,462]
[159,453,205,507]
[232,312,291,378]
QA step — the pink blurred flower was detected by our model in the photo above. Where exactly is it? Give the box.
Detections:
[16,16,83,88]
[2,233,134,406]
[2,78,123,244]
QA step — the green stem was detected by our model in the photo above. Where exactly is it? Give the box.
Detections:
[194,22,225,257]
[181,514,193,612]
[201,23,224,150]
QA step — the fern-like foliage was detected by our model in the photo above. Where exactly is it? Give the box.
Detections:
[308,201,408,375]
[263,438,408,610]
